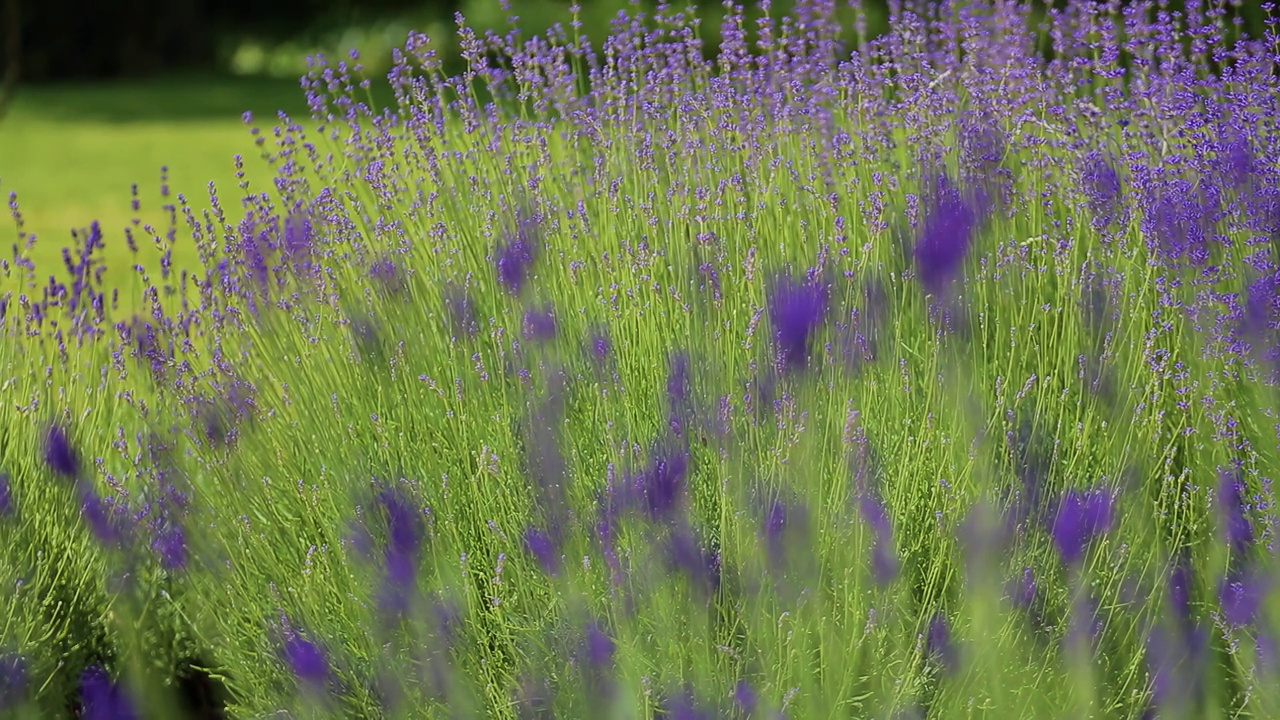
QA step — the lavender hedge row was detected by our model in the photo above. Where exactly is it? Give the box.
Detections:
[3,0,1280,717]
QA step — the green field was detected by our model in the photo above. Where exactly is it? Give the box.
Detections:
[0,77,311,306]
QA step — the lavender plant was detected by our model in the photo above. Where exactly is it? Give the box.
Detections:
[3,0,1280,717]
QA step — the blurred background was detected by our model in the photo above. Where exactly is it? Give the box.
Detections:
[0,0,1273,287]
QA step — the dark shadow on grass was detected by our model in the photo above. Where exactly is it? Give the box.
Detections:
[173,655,232,720]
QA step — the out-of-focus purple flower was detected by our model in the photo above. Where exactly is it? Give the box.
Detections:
[153,521,187,571]
[495,226,537,294]
[444,283,479,338]
[1258,632,1279,676]
[369,255,407,295]
[913,172,982,294]
[860,491,898,585]
[1219,132,1257,191]
[0,472,11,517]
[1007,566,1037,610]
[959,501,1008,571]
[282,634,330,689]
[663,687,711,720]
[926,612,957,674]
[78,666,138,720]
[1217,469,1255,556]
[43,423,80,479]
[762,497,811,577]
[79,485,125,548]
[1065,591,1106,653]
[667,352,691,406]
[523,526,560,577]
[765,272,830,373]
[666,524,720,595]
[733,679,758,716]
[1082,152,1124,229]
[1168,555,1194,626]
[375,487,424,616]
[1049,487,1114,566]
[581,619,616,700]
[589,330,610,363]
[283,212,314,278]
[348,311,382,361]
[1219,565,1267,627]
[432,595,463,647]
[523,306,557,342]
[638,447,689,523]
[1146,624,1203,712]
[0,652,27,710]
[871,540,898,586]
[1242,272,1280,341]
[583,620,615,668]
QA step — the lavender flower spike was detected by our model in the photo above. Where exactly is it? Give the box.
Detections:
[1049,487,1114,566]
[913,172,982,294]
[765,271,830,373]
[43,422,80,479]
[78,666,139,720]
[0,652,27,710]
[282,634,330,689]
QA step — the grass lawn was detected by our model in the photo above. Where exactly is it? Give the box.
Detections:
[0,77,312,310]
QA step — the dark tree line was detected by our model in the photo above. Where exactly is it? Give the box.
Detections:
[1,0,458,83]
[0,0,1271,88]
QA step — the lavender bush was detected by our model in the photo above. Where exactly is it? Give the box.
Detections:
[3,0,1280,717]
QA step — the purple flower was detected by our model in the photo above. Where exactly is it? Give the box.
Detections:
[43,423,80,479]
[913,172,982,294]
[765,272,830,372]
[638,447,689,522]
[444,284,479,338]
[663,687,711,720]
[581,619,616,699]
[1217,469,1255,556]
[79,485,126,548]
[282,634,329,689]
[1082,152,1123,228]
[666,524,719,594]
[153,521,187,571]
[523,526,560,577]
[1219,565,1267,628]
[283,212,314,278]
[1007,566,1037,610]
[870,539,898,586]
[667,352,691,406]
[369,256,407,295]
[762,497,811,578]
[583,620,615,668]
[1049,487,1114,566]
[376,488,423,615]
[495,232,537,295]
[0,472,11,517]
[1168,555,1194,626]
[589,331,611,363]
[0,652,27,710]
[926,612,957,673]
[1219,132,1256,190]
[348,311,382,360]
[523,306,557,342]
[78,666,138,720]
[733,679,758,716]
[860,492,899,585]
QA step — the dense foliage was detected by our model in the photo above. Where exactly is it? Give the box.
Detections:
[3,0,1280,717]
